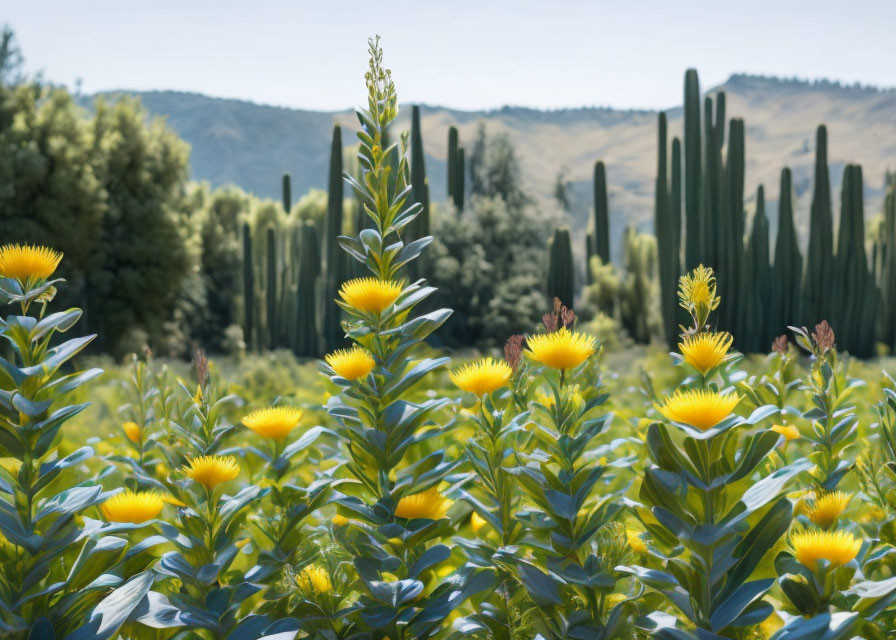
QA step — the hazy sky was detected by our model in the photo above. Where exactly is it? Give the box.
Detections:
[7,1,896,112]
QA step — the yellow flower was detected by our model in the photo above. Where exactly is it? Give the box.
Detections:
[297,564,332,594]
[395,487,451,520]
[470,512,487,535]
[242,406,303,439]
[183,455,240,490]
[332,514,349,527]
[791,529,861,570]
[122,421,142,443]
[535,388,556,408]
[161,494,186,507]
[679,332,732,375]
[627,530,648,554]
[325,347,376,380]
[771,424,800,441]
[525,328,596,370]
[338,278,402,313]
[678,264,720,312]
[450,358,512,396]
[807,492,851,529]
[0,244,63,282]
[657,388,740,431]
[100,490,164,523]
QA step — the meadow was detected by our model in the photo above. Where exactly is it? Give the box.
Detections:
[4,36,896,640]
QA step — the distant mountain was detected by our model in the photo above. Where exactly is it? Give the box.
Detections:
[88,75,896,258]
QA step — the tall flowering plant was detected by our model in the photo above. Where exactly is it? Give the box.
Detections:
[623,266,808,639]
[0,245,162,637]
[318,36,490,639]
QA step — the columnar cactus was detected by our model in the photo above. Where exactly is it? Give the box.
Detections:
[547,227,574,308]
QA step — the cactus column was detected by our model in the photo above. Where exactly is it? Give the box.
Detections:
[803,125,834,326]
[593,161,610,265]
[265,226,277,350]
[772,168,802,338]
[282,173,292,214]
[410,105,430,240]
[295,221,321,356]
[242,221,256,351]
[654,113,677,348]
[323,124,346,352]
[547,228,574,308]
[683,68,702,270]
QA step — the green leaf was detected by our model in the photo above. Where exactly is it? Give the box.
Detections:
[64,571,155,640]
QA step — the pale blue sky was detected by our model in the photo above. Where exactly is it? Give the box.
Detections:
[7,0,896,111]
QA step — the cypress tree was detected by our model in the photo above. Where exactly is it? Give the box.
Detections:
[547,228,574,309]
[772,167,802,337]
[593,161,610,264]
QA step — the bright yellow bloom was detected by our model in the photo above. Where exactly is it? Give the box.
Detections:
[100,490,164,523]
[332,514,349,527]
[627,530,648,554]
[470,512,487,535]
[807,492,851,529]
[161,494,186,507]
[771,424,800,441]
[183,455,240,490]
[325,347,376,380]
[679,332,732,374]
[0,244,62,282]
[338,278,402,313]
[525,328,596,370]
[242,406,303,439]
[535,388,556,408]
[657,388,740,431]
[450,358,512,396]
[122,421,142,443]
[678,265,720,311]
[395,487,451,520]
[791,529,861,570]
[297,564,332,594]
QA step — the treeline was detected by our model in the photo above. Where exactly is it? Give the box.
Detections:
[0,28,562,356]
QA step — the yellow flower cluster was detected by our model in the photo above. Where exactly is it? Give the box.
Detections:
[184,455,240,490]
[325,347,376,380]
[243,406,303,439]
[395,487,451,520]
[297,564,332,594]
[338,278,402,313]
[791,529,861,570]
[679,332,732,374]
[0,244,63,282]
[525,328,596,370]
[657,388,740,431]
[450,358,512,396]
[806,492,851,529]
[101,490,164,523]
